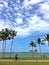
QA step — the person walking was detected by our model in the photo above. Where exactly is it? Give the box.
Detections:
[15,54,18,60]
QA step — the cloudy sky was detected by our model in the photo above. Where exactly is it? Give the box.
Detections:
[0,0,49,52]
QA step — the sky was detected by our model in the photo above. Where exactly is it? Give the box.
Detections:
[0,0,49,53]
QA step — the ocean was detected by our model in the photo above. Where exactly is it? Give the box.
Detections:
[0,52,49,57]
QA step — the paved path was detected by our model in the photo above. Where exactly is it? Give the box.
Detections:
[0,60,49,62]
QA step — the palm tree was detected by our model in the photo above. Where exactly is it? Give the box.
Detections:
[0,28,17,58]
[10,30,17,57]
[37,38,41,54]
[0,29,10,57]
[0,31,3,57]
[30,41,36,57]
[0,29,5,58]
[0,29,8,57]
[4,28,10,56]
[45,34,49,46]
[37,38,44,57]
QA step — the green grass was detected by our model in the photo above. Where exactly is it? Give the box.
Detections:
[19,57,49,60]
[0,57,49,60]
[0,62,49,65]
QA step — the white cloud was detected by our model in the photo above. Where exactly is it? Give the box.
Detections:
[0,0,49,37]
[39,2,49,20]
[3,1,8,7]
[0,20,13,30]
[13,15,49,37]
[0,3,4,10]
[23,0,43,8]
[15,17,23,25]
[0,4,3,7]
[0,20,5,30]
[29,0,42,5]
[29,15,49,32]
[23,0,29,7]
[0,1,8,9]
[14,26,31,37]
[39,2,49,13]
[43,13,49,20]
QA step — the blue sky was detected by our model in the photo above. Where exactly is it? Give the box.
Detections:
[0,0,49,53]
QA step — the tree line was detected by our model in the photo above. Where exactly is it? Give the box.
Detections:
[0,28,17,58]
[30,34,49,57]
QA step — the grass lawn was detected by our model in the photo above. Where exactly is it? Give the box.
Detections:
[0,62,49,65]
[0,57,49,60]
[19,57,49,60]
[0,57,49,65]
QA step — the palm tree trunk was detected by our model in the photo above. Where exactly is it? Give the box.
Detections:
[2,40,5,58]
[39,44,42,57]
[32,47,33,57]
[4,40,6,57]
[10,39,13,58]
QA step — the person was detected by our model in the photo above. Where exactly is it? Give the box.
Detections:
[15,54,18,60]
